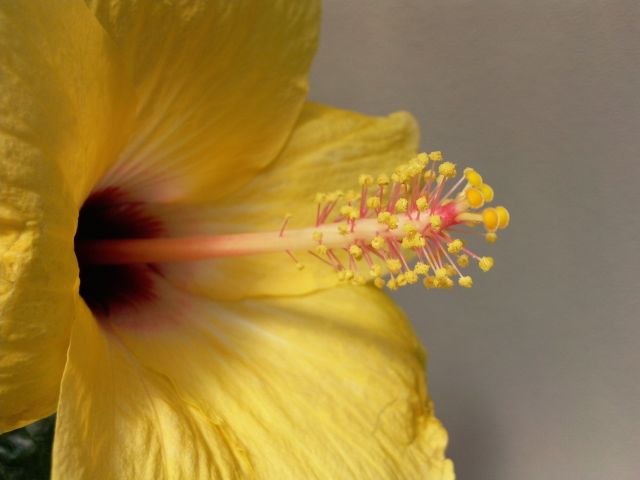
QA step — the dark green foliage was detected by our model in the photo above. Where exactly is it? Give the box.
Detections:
[0,416,55,480]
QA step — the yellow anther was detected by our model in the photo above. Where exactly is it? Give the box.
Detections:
[369,264,383,277]
[423,170,436,182]
[394,198,408,213]
[423,276,437,289]
[415,196,429,212]
[403,222,418,234]
[482,207,499,232]
[496,206,510,229]
[429,215,442,231]
[377,211,391,224]
[312,231,323,242]
[376,173,390,185]
[485,232,497,244]
[374,277,386,289]
[479,256,494,272]
[396,274,407,286]
[391,172,406,184]
[344,190,359,202]
[344,270,355,281]
[457,254,470,268]
[315,192,327,203]
[436,276,454,289]
[480,183,494,203]
[366,196,381,209]
[387,215,399,230]
[337,271,346,281]
[465,187,485,209]
[315,244,328,256]
[405,271,419,284]
[358,174,374,186]
[414,262,430,275]
[429,151,443,161]
[458,276,473,288]
[370,235,386,250]
[353,274,366,285]
[438,161,457,178]
[445,264,457,277]
[447,239,464,254]
[435,267,449,279]
[295,262,305,271]
[401,233,425,249]
[326,190,343,202]
[386,259,402,274]
[387,278,398,290]
[406,160,423,177]
[337,224,349,235]
[464,168,483,187]
[348,244,363,259]
[416,152,429,166]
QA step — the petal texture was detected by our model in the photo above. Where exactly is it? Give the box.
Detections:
[155,102,420,300]
[88,0,320,202]
[0,0,128,431]
[53,284,453,479]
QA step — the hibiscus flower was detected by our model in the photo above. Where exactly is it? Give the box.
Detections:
[1,1,508,479]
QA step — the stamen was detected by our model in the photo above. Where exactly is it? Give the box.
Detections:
[76,151,510,290]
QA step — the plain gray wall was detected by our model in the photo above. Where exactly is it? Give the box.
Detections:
[310,1,640,479]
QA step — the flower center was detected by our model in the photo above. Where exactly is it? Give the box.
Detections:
[74,187,163,317]
[74,151,510,294]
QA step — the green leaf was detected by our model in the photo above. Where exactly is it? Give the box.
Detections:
[0,416,55,480]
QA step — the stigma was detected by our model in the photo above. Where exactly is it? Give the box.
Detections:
[76,151,509,290]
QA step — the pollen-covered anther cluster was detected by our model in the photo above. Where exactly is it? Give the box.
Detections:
[296,151,510,290]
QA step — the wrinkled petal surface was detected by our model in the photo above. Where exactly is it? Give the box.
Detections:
[0,0,128,432]
[54,284,453,479]
[88,0,321,202]
[154,102,420,300]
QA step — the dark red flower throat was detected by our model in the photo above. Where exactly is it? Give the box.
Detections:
[74,188,162,317]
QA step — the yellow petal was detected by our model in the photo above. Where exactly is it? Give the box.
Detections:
[88,0,320,202]
[53,283,453,479]
[0,0,129,432]
[155,102,419,300]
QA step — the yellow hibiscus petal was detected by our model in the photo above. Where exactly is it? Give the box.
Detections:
[53,283,453,479]
[0,0,129,432]
[154,102,419,300]
[87,0,321,202]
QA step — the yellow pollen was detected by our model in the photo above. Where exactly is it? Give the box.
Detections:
[485,232,497,243]
[315,244,328,256]
[428,151,443,161]
[423,170,436,182]
[438,161,457,178]
[496,206,510,229]
[338,224,349,235]
[482,208,499,232]
[435,267,449,279]
[414,262,430,275]
[348,244,363,259]
[374,277,386,289]
[403,222,418,234]
[416,152,429,166]
[386,278,398,290]
[415,196,429,212]
[315,192,327,203]
[370,264,383,277]
[429,215,442,231]
[447,239,464,254]
[366,196,381,209]
[394,198,408,213]
[376,173,390,185]
[465,187,485,209]
[480,183,494,202]
[445,264,457,277]
[358,174,374,186]
[386,259,402,274]
[423,276,437,289]
[396,274,407,286]
[479,256,494,272]
[370,235,386,250]
[457,254,470,268]
[312,231,323,242]
[464,168,483,187]
[458,276,473,288]
[405,271,419,284]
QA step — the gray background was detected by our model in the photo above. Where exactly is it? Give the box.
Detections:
[310,1,640,479]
